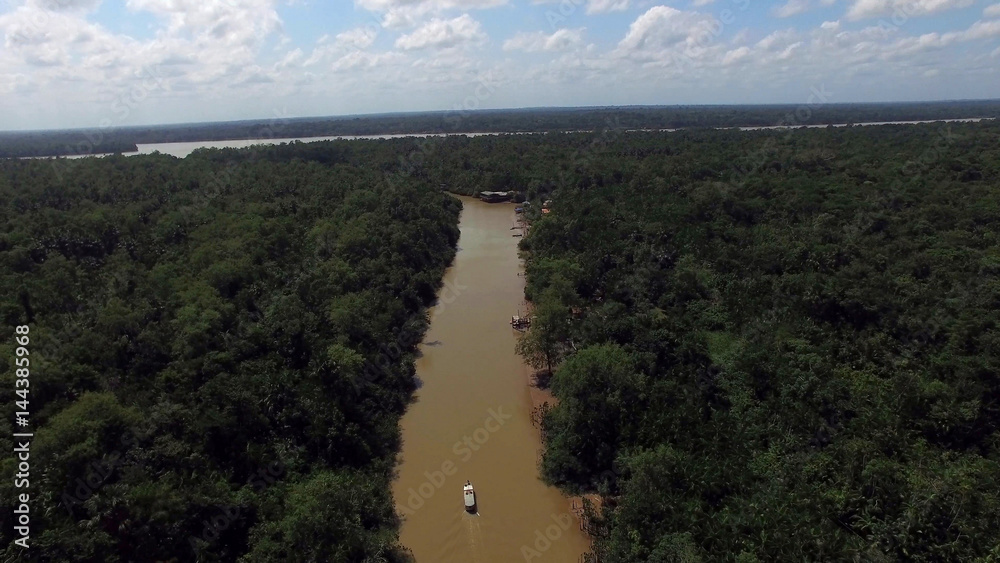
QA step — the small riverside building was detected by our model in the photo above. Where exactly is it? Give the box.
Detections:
[479,191,514,203]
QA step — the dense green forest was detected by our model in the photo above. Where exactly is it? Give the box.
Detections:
[513,121,1000,560]
[0,149,461,561]
[2,100,998,158]
[3,114,1000,561]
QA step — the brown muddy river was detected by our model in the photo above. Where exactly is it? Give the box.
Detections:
[392,197,590,562]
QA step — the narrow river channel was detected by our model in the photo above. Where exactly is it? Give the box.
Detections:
[392,196,590,562]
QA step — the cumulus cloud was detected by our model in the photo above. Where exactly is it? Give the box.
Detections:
[503,28,584,52]
[125,0,281,44]
[953,18,1000,40]
[357,0,507,29]
[357,0,505,10]
[617,6,718,57]
[561,4,1000,100]
[303,27,381,67]
[335,27,378,50]
[30,0,102,11]
[0,0,293,126]
[1,0,999,130]
[331,50,405,72]
[773,0,810,17]
[586,0,629,14]
[845,0,975,20]
[1,6,134,68]
[395,14,487,50]
[721,45,750,65]
[756,29,798,51]
[530,0,630,15]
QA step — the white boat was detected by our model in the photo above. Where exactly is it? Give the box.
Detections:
[464,481,477,513]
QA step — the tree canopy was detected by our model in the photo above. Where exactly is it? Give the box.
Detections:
[517,120,1000,561]
[0,147,460,561]
[3,112,1000,561]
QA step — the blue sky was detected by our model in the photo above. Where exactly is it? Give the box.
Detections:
[1,0,998,130]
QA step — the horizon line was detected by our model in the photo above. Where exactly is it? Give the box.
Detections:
[3,98,1000,136]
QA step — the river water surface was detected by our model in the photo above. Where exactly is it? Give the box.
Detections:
[391,197,589,562]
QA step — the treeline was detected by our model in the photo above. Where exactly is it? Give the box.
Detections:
[0,131,139,158]
[0,147,461,561]
[3,99,999,158]
[514,122,1000,560]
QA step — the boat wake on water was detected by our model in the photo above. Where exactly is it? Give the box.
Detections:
[464,513,485,563]
[437,506,487,562]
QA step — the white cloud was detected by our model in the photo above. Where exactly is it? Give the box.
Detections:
[0,0,293,128]
[617,6,717,55]
[503,28,584,52]
[303,27,379,67]
[125,0,281,44]
[586,0,629,14]
[30,0,102,11]
[395,14,487,50]
[357,0,505,10]
[955,18,1000,40]
[357,0,507,29]
[756,29,798,51]
[531,0,631,15]
[331,50,405,72]
[0,0,998,130]
[721,45,750,65]
[335,27,378,50]
[773,0,809,17]
[845,0,975,20]
[547,6,1000,103]
[275,48,303,69]
[1,6,135,68]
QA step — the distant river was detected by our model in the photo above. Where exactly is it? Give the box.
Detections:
[131,133,502,158]
[134,117,994,158]
[734,117,992,131]
[17,117,995,160]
